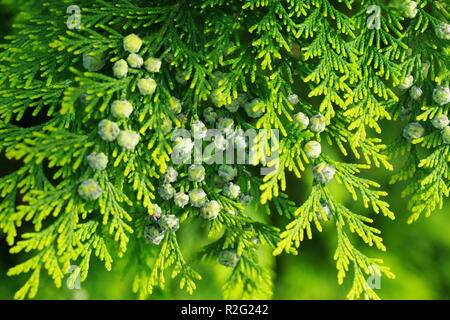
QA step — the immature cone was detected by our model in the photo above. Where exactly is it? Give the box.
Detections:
[397,75,414,90]
[78,179,103,201]
[218,249,240,267]
[123,34,143,53]
[217,117,234,136]
[409,86,423,100]
[117,130,140,150]
[161,117,173,134]
[172,137,193,163]
[82,49,105,72]
[189,188,208,207]
[218,165,237,182]
[159,214,180,232]
[200,200,221,220]
[177,113,188,123]
[175,70,188,85]
[287,94,299,105]
[203,107,217,124]
[164,166,178,183]
[317,202,332,221]
[98,119,120,142]
[111,100,133,119]
[86,152,108,171]
[113,59,128,78]
[174,192,189,208]
[402,0,418,18]
[188,164,206,182]
[210,88,228,107]
[304,140,322,159]
[244,99,264,118]
[435,22,450,40]
[433,86,450,106]
[149,204,162,221]
[192,120,207,139]
[127,53,144,68]
[223,183,241,200]
[293,112,309,129]
[431,114,450,130]
[313,162,336,184]
[178,114,188,123]
[169,97,182,114]
[402,122,425,142]
[159,183,175,200]
[144,57,162,73]
[137,78,157,95]
[144,225,165,245]
[309,113,326,133]
[441,126,450,144]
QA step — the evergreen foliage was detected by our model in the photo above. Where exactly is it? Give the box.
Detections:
[0,0,449,300]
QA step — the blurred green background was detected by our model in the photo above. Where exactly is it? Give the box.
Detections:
[1,1,449,300]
